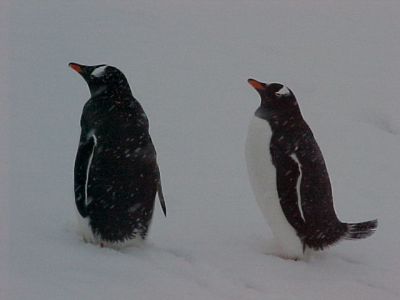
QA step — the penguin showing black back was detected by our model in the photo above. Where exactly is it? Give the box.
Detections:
[245,78,377,260]
[69,62,166,248]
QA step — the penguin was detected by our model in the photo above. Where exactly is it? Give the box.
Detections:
[69,62,166,248]
[245,78,377,260]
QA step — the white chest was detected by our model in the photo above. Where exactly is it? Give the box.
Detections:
[245,116,303,258]
[245,116,277,204]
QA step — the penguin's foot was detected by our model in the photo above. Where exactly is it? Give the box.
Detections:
[276,253,302,261]
[93,237,146,249]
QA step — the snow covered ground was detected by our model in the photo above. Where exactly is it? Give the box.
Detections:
[2,1,400,299]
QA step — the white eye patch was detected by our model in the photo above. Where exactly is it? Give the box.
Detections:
[275,86,290,96]
[91,65,107,77]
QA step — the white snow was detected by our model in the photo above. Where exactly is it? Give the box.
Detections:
[2,1,400,299]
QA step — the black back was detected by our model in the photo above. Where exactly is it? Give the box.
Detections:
[71,63,163,242]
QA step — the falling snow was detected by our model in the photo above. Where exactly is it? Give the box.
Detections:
[2,1,400,300]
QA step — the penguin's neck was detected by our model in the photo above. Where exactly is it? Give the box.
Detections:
[255,106,304,131]
[90,85,107,98]
[90,83,133,101]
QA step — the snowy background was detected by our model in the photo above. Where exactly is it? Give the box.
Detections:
[2,1,400,299]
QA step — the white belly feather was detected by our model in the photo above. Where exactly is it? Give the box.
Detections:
[245,116,303,259]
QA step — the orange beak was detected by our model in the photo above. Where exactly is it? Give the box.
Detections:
[69,63,82,74]
[248,78,266,91]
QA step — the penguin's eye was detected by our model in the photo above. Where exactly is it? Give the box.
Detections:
[275,86,290,97]
[91,66,107,78]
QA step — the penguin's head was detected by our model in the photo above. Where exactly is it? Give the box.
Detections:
[247,78,299,113]
[69,62,131,97]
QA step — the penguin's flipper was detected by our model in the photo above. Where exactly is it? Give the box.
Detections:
[273,150,306,237]
[74,133,96,218]
[156,165,166,217]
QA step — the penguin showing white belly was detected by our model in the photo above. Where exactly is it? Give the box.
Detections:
[245,78,377,260]
[69,63,166,248]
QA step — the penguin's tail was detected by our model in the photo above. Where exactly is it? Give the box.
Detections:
[343,219,378,240]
